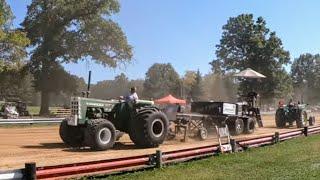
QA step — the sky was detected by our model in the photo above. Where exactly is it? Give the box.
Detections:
[6,0,320,83]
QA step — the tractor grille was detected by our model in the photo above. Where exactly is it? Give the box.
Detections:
[71,100,79,115]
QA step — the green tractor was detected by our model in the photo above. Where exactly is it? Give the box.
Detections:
[275,103,315,128]
[59,97,169,151]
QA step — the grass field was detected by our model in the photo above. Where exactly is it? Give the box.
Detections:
[107,135,320,180]
[27,106,62,115]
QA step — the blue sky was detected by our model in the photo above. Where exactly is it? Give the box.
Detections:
[7,0,320,83]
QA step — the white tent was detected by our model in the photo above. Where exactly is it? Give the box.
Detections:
[234,68,266,79]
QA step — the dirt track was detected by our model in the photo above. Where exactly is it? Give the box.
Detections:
[0,115,317,170]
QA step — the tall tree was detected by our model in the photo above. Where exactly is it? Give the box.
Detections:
[23,0,133,115]
[143,63,181,99]
[190,69,203,101]
[0,0,29,70]
[201,72,237,102]
[213,14,292,101]
[291,53,320,103]
[182,70,196,99]
[0,0,32,101]
[91,73,144,99]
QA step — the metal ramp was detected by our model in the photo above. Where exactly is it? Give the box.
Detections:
[215,125,232,153]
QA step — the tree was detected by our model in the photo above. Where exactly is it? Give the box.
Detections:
[213,14,292,100]
[182,70,196,99]
[143,63,181,99]
[291,53,320,103]
[23,0,133,115]
[90,73,144,99]
[202,73,237,102]
[0,0,29,71]
[0,0,32,101]
[190,70,203,101]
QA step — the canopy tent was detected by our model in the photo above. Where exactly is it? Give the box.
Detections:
[154,94,186,105]
[234,68,266,79]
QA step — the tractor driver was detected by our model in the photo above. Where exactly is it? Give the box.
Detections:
[122,87,139,102]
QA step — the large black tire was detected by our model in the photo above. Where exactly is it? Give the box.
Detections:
[129,107,169,148]
[244,118,255,134]
[86,119,116,151]
[275,109,286,128]
[59,120,84,147]
[228,118,244,136]
[309,116,315,126]
[296,110,307,128]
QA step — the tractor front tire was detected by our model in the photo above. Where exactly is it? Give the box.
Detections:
[296,110,307,128]
[228,118,244,136]
[86,119,116,151]
[59,120,84,147]
[244,118,255,134]
[129,108,169,148]
[275,109,286,128]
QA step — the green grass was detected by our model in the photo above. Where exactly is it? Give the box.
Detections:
[27,106,40,115]
[27,106,62,115]
[106,135,320,180]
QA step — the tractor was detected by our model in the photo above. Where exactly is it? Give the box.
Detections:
[275,103,315,128]
[59,97,169,151]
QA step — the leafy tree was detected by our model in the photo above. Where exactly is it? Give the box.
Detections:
[0,0,32,101]
[202,73,237,102]
[91,73,144,99]
[23,0,132,115]
[182,71,196,99]
[0,67,35,102]
[190,70,203,101]
[212,14,292,100]
[291,53,320,103]
[0,0,29,71]
[143,63,181,99]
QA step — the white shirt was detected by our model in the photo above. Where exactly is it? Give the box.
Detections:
[125,92,139,102]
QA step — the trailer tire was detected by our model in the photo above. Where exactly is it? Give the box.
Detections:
[86,119,116,151]
[228,118,244,136]
[198,128,208,140]
[275,109,286,128]
[244,118,255,134]
[129,108,169,148]
[59,120,84,147]
[309,116,315,126]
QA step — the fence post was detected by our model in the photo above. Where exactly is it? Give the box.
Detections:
[230,139,236,152]
[303,126,308,136]
[25,162,36,180]
[155,150,162,168]
[274,132,280,144]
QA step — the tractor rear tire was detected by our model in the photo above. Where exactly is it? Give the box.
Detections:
[275,109,286,128]
[129,108,169,148]
[86,119,116,151]
[228,118,244,136]
[59,120,84,147]
[244,118,255,134]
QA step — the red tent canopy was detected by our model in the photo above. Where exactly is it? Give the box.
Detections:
[154,94,186,105]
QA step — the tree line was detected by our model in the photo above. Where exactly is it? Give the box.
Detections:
[0,0,319,116]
